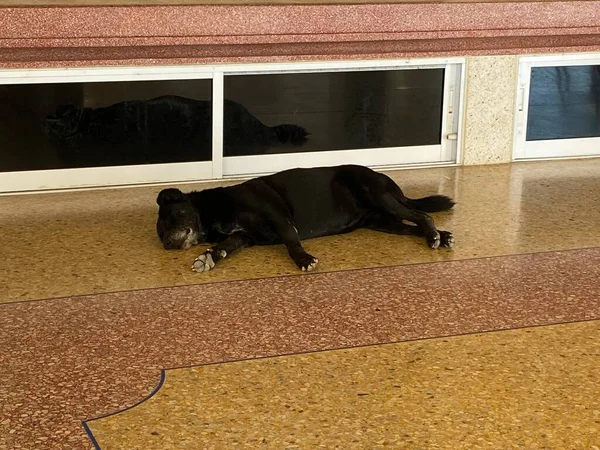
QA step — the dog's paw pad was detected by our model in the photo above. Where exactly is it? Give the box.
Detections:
[192,252,215,273]
[439,231,454,248]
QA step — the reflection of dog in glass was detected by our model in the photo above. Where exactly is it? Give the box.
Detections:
[156,164,455,273]
[44,95,309,166]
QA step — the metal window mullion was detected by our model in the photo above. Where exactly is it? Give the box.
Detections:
[439,63,459,162]
[211,71,224,179]
[513,63,532,160]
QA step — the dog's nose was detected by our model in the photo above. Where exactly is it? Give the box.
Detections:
[164,238,175,250]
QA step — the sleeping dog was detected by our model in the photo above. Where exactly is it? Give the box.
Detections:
[156,165,455,272]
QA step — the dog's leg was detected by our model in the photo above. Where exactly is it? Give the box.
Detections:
[270,219,318,272]
[192,234,251,273]
[366,214,454,248]
[370,193,443,249]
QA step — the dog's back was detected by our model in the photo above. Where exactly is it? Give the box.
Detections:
[255,165,378,239]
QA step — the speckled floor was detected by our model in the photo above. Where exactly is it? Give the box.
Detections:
[1,159,599,450]
[2,159,599,304]
[87,321,600,450]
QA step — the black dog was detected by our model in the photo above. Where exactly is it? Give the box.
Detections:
[156,165,455,272]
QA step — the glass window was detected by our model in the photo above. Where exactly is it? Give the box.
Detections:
[526,65,600,141]
[223,69,445,157]
[0,79,212,172]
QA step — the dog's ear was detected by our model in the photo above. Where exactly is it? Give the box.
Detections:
[157,188,186,206]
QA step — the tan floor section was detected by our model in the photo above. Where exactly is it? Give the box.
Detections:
[1,159,599,303]
[87,320,600,449]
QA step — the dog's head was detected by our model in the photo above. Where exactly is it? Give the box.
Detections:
[156,188,203,250]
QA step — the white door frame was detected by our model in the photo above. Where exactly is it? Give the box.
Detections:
[0,58,464,193]
[513,52,600,161]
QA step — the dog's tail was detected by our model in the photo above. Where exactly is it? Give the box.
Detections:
[271,124,309,146]
[405,195,455,212]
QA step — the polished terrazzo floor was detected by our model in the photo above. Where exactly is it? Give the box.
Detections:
[1,159,599,449]
[2,159,600,304]
[88,321,600,449]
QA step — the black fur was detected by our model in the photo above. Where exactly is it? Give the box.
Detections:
[271,124,309,145]
[156,164,455,272]
[405,195,456,213]
[44,95,308,166]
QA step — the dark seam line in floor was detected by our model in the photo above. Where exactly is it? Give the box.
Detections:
[159,317,600,372]
[2,245,598,307]
[81,420,102,450]
[82,369,167,450]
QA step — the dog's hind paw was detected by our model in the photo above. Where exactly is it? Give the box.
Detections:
[297,254,319,272]
[427,230,441,249]
[439,231,454,248]
[192,252,216,273]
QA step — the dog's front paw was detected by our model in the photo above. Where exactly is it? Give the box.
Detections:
[295,254,319,272]
[192,251,216,273]
[439,231,454,248]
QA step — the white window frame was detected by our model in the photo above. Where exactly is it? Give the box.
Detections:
[0,58,464,193]
[220,61,464,177]
[514,53,600,161]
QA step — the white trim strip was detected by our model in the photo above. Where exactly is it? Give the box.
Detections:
[0,161,213,193]
[0,57,466,84]
[519,52,600,65]
[515,137,600,160]
[0,66,214,85]
[222,145,446,176]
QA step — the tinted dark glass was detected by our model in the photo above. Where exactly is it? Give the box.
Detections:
[0,79,212,172]
[223,69,445,157]
[527,65,600,141]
